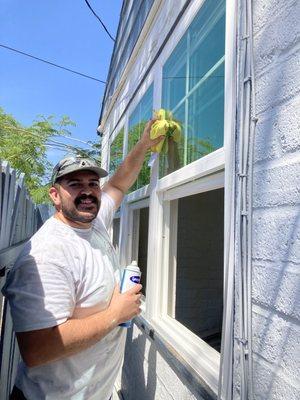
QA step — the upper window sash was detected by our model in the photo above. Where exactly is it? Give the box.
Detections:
[157,147,225,193]
[160,0,226,177]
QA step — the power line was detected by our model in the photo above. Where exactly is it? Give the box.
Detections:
[0,44,106,84]
[83,0,116,42]
[2,124,96,157]
[1,124,94,148]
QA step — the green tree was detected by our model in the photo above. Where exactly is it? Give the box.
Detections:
[128,121,151,192]
[0,107,100,204]
[109,128,124,177]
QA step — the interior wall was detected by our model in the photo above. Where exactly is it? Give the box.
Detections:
[113,218,120,251]
[175,189,224,351]
[138,207,149,294]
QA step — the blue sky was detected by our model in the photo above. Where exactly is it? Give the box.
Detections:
[0,0,122,164]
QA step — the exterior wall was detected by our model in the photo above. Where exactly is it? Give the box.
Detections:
[233,0,300,399]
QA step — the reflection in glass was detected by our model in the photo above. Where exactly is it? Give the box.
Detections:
[187,62,224,164]
[161,0,225,177]
[128,85,153,191]
[159,105,185,177]
[109,128,124,176]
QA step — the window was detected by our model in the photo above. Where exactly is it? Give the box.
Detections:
[104,0,230,393]
[168,189,224,352]
[152,171,224,391]
[147,0,226,384]
[112,217,120,252]
[160,0,225,177]
[129,202,149,297]
[128,85,153,191]
[109,128,124,176]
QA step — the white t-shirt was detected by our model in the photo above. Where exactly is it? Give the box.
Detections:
[3,192,126,400]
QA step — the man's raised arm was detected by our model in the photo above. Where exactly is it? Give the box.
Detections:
[103,119,164,208]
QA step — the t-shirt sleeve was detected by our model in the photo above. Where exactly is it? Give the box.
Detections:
[98,191,117,230]
[2,256,76,332]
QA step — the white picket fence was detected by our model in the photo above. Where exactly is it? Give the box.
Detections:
[0,161,50,399]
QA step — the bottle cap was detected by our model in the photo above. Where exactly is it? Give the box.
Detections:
[126,260,140,272]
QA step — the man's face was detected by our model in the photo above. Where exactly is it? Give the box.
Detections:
[51,170,101,226]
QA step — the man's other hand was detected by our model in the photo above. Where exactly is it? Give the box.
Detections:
[108,284,142,325]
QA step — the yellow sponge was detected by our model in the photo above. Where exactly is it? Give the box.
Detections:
[150,109,181,153]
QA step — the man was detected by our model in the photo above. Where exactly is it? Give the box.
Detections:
[3,120,163,400]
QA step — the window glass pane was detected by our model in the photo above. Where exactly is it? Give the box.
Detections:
[187,62,224,164]
[138,207,149,296]
[131,207,149,296]
[159,103,185,176]
[110,128,124,176]
[161,0,225,177]
[128,85,153,191]
[189,1,225,89]
[170,188,224,351]
[112,218,120,251]
[162,37,187,111]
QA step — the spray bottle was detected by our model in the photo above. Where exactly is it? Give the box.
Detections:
[119,260,141,328]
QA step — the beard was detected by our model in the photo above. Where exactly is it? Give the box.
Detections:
[61,194,100,224]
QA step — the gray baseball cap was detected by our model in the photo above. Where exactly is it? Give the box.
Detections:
[51,156,108,184]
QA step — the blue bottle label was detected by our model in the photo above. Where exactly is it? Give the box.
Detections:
[130,275,141,283]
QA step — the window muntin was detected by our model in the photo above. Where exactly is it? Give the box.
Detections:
[161,0,225,177]
[109,128,124,176]
[167,188,224,352]
[128,85,153,191]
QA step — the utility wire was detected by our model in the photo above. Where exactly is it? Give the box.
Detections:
[0,44,106,84]
[1,124,94,148]
[83,0,116,42]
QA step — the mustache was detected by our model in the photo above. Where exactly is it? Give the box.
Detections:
[75,194,99,206]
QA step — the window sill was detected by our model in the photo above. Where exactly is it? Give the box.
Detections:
[126,184,150,202]
[134,315,219,400]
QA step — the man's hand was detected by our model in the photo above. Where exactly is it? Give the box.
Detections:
[108,284,142,325]
[139,119,165,150]
[103,118,165,209]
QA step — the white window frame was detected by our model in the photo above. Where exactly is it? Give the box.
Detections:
[143,0,233,395]
[127,197,150,264]
[147,169,225,392]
